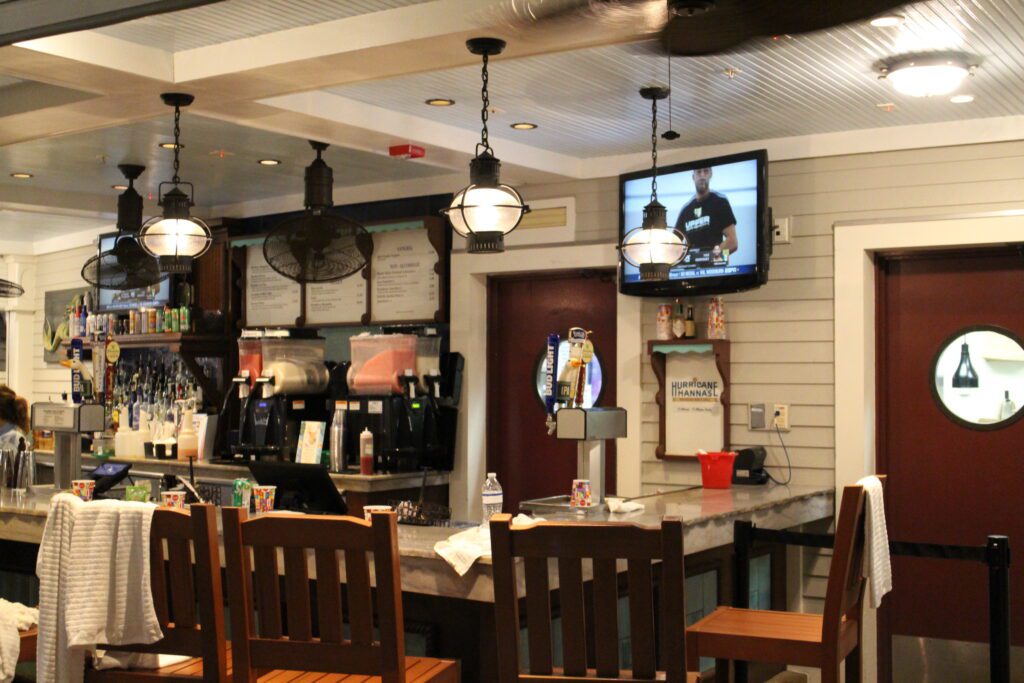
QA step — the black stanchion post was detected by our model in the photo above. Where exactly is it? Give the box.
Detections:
[986,535,1010,683]
[733,520,753,683]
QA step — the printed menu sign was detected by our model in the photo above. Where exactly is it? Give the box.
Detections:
[245,245,301,326]
[665,350,725,456]
[306,274,366,325]
[370,228,439,322]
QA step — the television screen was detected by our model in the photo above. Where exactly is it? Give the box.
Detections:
[619,149,769,297]
[94,233,172,312]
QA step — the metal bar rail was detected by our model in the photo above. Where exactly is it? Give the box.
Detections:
[730,520,1010,683]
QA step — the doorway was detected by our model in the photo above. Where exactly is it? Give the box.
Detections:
[486,269,618,512]
[876,247,1024,681]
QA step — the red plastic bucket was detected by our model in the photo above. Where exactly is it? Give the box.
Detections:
[697,451,738,489]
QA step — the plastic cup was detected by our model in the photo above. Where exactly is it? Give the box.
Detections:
[161,490,186,509]
[570,479,592,508]
[232,478,253,509]
[253,485,276,513]
[362,504,392,521]
[71,479,96,502]
[125,484,150,502]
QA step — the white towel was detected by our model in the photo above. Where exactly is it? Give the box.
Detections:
[65,499,163,649]
[857,476,892,608]
[605,498,645,514]
[434,514,542,576]
[0,598,39,683]
[36,493,86,683]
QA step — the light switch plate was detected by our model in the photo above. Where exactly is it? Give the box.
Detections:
[773,217,791,244]
[749,403,767,430]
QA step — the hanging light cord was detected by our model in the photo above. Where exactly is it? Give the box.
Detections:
[650,96,659,203]
[478,52,492,157]
[667,56,673,131]
[172,104,182,185]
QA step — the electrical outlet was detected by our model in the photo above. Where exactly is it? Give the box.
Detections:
[773,403,790,431]
[773,217,791,244]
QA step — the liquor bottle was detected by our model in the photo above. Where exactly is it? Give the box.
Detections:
[671,299,686,339]
[684,304,697,339]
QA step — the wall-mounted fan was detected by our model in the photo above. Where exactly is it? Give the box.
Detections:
[263,141,372,283]
[81,164,166,291]
[488,0,909,55]
[0,279,24,298]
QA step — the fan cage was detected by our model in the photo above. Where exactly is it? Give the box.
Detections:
[262,212,372,284]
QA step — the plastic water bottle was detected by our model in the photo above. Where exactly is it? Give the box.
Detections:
[481,472,503,527]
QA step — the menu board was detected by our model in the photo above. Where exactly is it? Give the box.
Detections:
[305,273,367,325]
[664,350,726,456]
[244,245,302,327]
[370,228,440,323]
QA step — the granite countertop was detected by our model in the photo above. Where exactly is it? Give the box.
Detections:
[32,452,450,493]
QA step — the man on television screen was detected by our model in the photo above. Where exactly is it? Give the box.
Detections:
[674,167,738,263]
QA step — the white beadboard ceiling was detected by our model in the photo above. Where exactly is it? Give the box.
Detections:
[0,210,109,242]
[0,75,22,89]
[0,113,448,208]
[328,0,1024,157]
[94,0,434,52]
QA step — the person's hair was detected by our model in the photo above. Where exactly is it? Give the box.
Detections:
[0,386,29,434]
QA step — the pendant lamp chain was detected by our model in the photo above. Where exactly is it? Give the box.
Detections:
[478,52,492,157]
[650,95,659,203]
[172,103,182,185]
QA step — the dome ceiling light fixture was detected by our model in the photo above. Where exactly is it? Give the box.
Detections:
[139,93,212,274]
[879,53,976,98]
[441,37,529,254]
[619,86,686,282]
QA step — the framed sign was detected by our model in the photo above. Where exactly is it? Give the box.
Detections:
[368,218,446,324]
[649,339,731,460]
[243,244,302,327]
[305,270,369,326]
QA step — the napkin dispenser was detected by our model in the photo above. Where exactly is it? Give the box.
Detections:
[732,446,768,485]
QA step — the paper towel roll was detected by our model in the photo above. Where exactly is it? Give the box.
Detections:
[263,360,329,396]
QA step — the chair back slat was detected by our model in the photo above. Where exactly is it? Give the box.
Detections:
[283,547,313,641]
[490,514,688,683]
[557,556,588,676]
[166,537,197,629]
[822,484,868,641]
[98,505,226,682]
[592,557,620,677]
[315,548,344,643]
[345,548,375,645]
[253,545,283,638]
[523,557,553,675]
[626,559,656,679]
[222,508,407,683]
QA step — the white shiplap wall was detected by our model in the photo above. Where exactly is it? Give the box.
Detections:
[30,245,94,405]
[523,138,1024,612]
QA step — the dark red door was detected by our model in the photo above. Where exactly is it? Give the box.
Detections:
[486,270,617,512]
[876,248,1024,679]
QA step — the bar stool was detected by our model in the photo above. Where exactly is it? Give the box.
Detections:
[85,503,228,682]
[222,507,459,683]
[490,513,701,683]
[685,484,869,683]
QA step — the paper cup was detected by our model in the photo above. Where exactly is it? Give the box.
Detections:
[161,490,186,509]
[570,479,592,508]
[125,484,150,502]
[362,504,392,521]
[232,478,253,508]
[71,479,95,501]
[253,485,276,513]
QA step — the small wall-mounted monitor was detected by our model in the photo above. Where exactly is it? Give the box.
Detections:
[94,232,172,312]
[619,149,771,297]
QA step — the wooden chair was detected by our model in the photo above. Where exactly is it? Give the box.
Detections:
[85,503,228,682]
[221,507,459,683]
[489,513,701,683]
[18,626,37,663]
[685,484,870,683]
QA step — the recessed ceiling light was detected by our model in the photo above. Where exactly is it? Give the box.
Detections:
[425,98,455,106]
[158,142,184,150]
[112,184,129,190]
[10,172,32,179]
[510,122,538,130]
[870,14,905,28]
[724,67,741,79]
[876,102,897,112]
[881,54,973,97]
[258,158,281,166]
[950,94,975,104]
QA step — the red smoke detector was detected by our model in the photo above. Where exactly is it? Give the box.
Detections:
[389,144,425,159]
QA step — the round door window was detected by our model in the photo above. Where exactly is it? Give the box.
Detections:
[534,340,604,409]
[931,326,1024,430]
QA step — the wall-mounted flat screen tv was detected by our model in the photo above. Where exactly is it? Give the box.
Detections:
[619,149,770,297]
[94,232,172,312]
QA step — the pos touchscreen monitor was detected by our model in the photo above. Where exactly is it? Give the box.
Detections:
[618,149,771,297]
